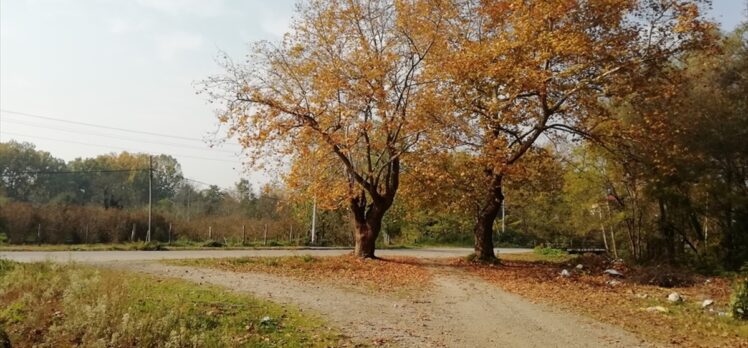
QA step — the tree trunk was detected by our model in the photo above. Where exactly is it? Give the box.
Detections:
[473,174,503,261]
[350,193,387,259]
[353,220,378,258]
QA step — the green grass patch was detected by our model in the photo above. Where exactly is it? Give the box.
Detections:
[533,246,568,256]
[0,260,344,347]
[500,250,575,264]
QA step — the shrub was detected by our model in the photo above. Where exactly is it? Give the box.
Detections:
[0,326,9,348]
[134,241,164,251]
[534,246,567,256]
[731,277,748,320]
[0,259,14,277]
[202,240,224,248]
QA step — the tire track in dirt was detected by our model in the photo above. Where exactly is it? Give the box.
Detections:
[100,261,655,347]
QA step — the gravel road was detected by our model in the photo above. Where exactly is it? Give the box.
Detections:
[110,261,651,348]
[1,247,652,347]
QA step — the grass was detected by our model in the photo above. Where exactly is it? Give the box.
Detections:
[0,259,345,347]
[499,249,575,263]
[167,255,432,295]
[457,255,748,347]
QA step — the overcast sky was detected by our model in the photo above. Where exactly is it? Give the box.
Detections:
[1,0,745,189]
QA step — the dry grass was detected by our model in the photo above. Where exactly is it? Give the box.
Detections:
[455,255,748,348]
[169,255,432,294]
[0,259,345,347]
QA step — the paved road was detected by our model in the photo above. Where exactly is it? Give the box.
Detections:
[0,247,531,263]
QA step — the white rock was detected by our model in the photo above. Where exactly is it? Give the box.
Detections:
[560,269,571,277]
[604,269,623,277]
[575,264,584,270]
[645,306,668,313]
[635,293,649,299]
[667,292,683,303]
[607,280,621,286]
[702,299,714,308]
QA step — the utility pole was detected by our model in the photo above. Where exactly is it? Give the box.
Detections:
[501,199,506,234]
[311,197,317,245]
[147,155,153,242]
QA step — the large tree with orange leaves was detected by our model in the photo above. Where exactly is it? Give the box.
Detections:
[203,0,446,258]
[430,0,714,260]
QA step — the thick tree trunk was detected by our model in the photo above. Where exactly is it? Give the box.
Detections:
[350,194,387,259]
[345,158,399,259]
[473,174,503,261]
[353,218,379,258]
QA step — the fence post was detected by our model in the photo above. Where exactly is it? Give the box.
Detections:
[131,224,136,242]
[208,226,212,240]
[37,224,42,245]
[289,225,292,242]
[168,223,172,244]
[242,225,246,245]
[263,224,267,246]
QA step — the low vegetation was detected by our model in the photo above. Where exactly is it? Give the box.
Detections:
[456,255,748,347]
[0,240,311,252]
[733,278,748,320]
[168,255,431,294]
[0,259,344,347]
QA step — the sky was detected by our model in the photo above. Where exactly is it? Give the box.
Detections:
[1,0,746,189]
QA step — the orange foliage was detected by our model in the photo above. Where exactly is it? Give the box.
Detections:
[181,255,432,294]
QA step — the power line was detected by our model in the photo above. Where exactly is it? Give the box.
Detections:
[3,131,242,164]
[183,177,213,186]
[3,169,220,189]
[0,109,241,147]
[3,117,239,154]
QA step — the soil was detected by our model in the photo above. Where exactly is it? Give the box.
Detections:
[103,261,653,348]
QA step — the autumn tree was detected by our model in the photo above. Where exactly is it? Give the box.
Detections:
[203,0,446,257]
[603,23,748,267]
[431,0,714,260]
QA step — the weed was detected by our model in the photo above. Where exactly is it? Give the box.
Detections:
[0,261,343,347]
[731,277,748,320]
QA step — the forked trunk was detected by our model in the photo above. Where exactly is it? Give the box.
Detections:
[473,174,503,261]
[350,196,386,259]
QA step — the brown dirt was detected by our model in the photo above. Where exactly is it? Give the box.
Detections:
[102,261,653,348]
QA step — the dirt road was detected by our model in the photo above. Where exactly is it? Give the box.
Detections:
[108,261,650,348]
[2,248,651,347]
[0,247,530,263]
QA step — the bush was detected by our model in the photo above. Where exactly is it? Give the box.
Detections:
[134,241,164,251]
[0,259,15,277]
[731,277,748,320]
[534,246,567,256]
[0,326,10,348]
[202,240,224,248]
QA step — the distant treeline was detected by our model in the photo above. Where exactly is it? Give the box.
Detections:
[0,143,357,245]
